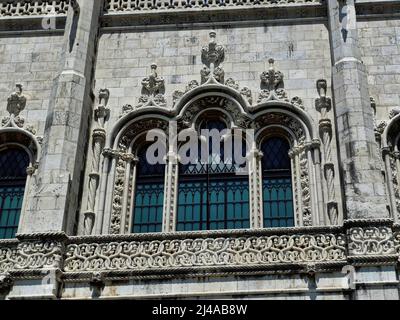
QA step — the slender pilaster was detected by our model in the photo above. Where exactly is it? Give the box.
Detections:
[21,0,104,234]
[248,148,264,229]
[327,0,388,219]
[82,90,110,235]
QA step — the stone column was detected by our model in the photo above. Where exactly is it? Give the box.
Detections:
[163,151,179,233]
[327,0,388,219]
[21,0,104,234]
[82,90,110,236]
[248,148,263,229]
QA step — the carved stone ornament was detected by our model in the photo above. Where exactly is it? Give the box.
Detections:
[1,84,42,170]
[200,32,225,84]
[258,59,290,103]
[315,79,332,118]
[0,272,13,294]
[136,63,167,108]
[389,107,400,120]
[348,227,395,256]
[64,233,346,272]
[201,31,225,69]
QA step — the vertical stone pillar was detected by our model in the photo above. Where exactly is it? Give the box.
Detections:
[163,151,179,233]
[327,0,388,219]
[82,89,110,235]
[21,0,104,234]
[248,148,263,229]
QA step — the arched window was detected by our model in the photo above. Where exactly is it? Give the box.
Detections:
[0,147,29,239]
[132,145,165,233]
[177,119,250,231]
[261,137,294,228]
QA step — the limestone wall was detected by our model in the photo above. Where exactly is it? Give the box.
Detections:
[0,35,63,136]
[95,24,332,126]
[358,18,400,120]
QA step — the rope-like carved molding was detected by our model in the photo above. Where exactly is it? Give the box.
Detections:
[64,233,346,272]
[0,0,69,17]
[104,0,323,14]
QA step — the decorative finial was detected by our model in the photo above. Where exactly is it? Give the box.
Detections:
[136,63,166,108]
[260,58,284,92]
[201,31,225,69]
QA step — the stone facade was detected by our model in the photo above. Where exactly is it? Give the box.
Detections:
[0,0,399,300]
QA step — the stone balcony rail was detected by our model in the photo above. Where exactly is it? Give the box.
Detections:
[104,0,323,13]
[0,221,398,282]
[0,0,69,17]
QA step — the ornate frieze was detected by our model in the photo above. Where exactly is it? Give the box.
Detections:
[347,226,395,256]
[64,232,346,273]
[1,223,400,281]
[0,239,64,272]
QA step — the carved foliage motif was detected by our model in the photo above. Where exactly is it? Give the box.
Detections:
[348,227,395,256]
[64,233,346,272]
[137,64,166,108]
[0,241,63,272]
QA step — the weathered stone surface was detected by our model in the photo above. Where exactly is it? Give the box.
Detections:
[0,0,399,300]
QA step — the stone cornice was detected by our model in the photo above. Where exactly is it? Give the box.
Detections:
[101,2,327,30]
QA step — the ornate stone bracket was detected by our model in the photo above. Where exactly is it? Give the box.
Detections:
[316,80,339,225]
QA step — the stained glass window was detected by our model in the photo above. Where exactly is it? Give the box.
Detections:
[261,137,294,228]
[177,120,250,231]
[132,145,165,233]
[0,148,29,239]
